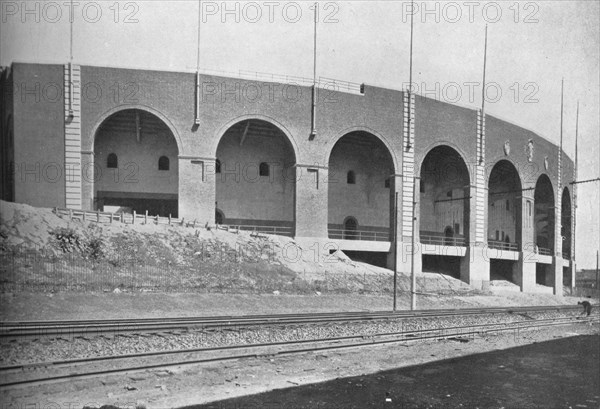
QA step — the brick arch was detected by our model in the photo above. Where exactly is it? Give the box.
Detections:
[211,114,298,162]
[416,141,473,185]
[89,105,183,155]
[487,159,523,249]
[485,156,525,184]
[486,159,524,191]
[324,126,399,173]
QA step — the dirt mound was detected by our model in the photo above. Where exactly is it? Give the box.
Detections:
[0,200,474,295]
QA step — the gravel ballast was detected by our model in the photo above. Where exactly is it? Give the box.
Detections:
[0,310,589,366]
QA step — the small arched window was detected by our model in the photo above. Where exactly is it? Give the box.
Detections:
[506,199,510,211]
[347,171,356,184]
[215,209,224,225]
[216,159,221,174]
[343,217,358,240]
[384,178,390,188]
[259,162,270,177]
[107,153,118,168]
[158,156,170,171]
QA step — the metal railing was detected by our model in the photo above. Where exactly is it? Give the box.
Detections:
[319,76,364,94]
[487,240,519,251]
[197,68,364,95]
[419,234,467,247]
[537,247,553,256]
[562,252,571,260]
[221,224,294,237]
[0,248,401,295]
[54,208,294,238]
[328,229,390,242]
[54,208,198,227]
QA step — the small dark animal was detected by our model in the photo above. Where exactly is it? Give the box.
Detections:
[578,301,592,316]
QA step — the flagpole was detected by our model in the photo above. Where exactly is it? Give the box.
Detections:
[194,0,202,125]
[407,0,414,150]
[560,78,564,161]
[407,0,416,310]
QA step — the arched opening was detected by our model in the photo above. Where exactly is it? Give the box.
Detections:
[215,209,224,225]
[488,160,522,251]
[419,145,470,246]
[259,162,270,177]
[561,187,572,286]
[158,156,170,171]
[420,146,469,279]
[215,119,296,236]
[327,131,395,242]
[1,115,15,202]
[343,216,358,240]
[347,170,356,184]
[444,226,454,246]
[534,174,555,255]
[534,174,555,287]
[93,109,179,217]
[561,187,572,259]
[107,153,118,168]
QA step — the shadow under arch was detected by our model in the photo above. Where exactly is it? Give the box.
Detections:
[487,159,523,251]
[416,140,473,185]
[324,126,399,173]
[214,117,296,235]
[1,114,14,202]
[533,173,555,253]
[419,144,471,247]
[92,108,180,217]
[561,186,572,259]
[327,130,396,243]
[89,104,184,155]
[211,114,299,163]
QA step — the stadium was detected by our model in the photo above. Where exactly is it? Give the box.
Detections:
[0,61,575,295]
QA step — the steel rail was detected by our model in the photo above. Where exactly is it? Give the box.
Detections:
[0,306,585,340]
[1,305,582,335]
[0,315,596,388]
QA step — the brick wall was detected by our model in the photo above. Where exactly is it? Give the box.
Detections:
[11,63,65,207]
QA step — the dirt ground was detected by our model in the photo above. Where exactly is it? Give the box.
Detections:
[0,291,588,321]
[192,332,600,409]
[1,322,597,408]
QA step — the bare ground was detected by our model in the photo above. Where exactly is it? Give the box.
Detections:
[0,290,585,321]
[1,321,597,408]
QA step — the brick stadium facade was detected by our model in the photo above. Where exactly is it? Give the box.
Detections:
[0,62,576,295]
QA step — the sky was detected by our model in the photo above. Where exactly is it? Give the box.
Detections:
[1,0,599,268]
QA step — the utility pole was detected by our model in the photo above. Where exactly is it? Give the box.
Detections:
[573,101,578,289]
[569,177,600,299]
[411,179,417,310]
[393,192,399,311]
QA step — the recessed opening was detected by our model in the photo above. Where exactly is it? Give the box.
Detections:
[422,255,461,279]
[347,170,356,184]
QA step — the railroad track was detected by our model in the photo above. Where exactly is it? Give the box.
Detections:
[0,313,596,389]
[0,305,584,340]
